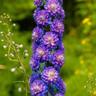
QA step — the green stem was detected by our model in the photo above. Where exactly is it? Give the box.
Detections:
[3,31,29,96]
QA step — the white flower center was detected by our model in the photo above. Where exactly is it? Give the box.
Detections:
[57,23,63,29]
[37,48,45,56]
[39,15,46,22]
[47,71,55,80]
[56,54,64,61]
[50,3,57,11]
[47,36,55,46]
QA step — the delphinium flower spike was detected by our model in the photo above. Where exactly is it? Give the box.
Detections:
[30,0,66,95]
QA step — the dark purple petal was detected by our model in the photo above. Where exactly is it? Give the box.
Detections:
[55,78,66,94]
[29,73,40,84]
[34,0,42,7]
[55,93,64,96]
[30,56,40,70]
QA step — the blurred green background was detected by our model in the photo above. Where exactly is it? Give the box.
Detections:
[0,0,96,96]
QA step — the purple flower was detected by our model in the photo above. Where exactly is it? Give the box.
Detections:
[32,41,39,53]
[29,73,40,83]
[34,0,42,7]
[44,0,61,15]
[55,93,64,96]
[32,27,43,41]
[34,10,50,25]
[41,67,59,83]
[34,45,49,61]
[30,56,40,70]
[34,94,47,96]
[56,8,65,20]
[51,19,64,34]
[55,78,66,94]
[42,32,59,48]
[52,50,64,68]
[30,80,48,96]
[58,41,65,51]
[60,42,65,50]
[31,0,66,95]
[58,0,63,5]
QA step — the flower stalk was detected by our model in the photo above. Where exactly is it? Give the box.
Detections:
[30,0,66,96]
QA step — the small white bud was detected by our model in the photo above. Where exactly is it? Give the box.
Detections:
[0,32,4,36]
[0,21,2,23]
[1,39,4,42]
[18,87,22,92]
[7,32,11,36]
[10,53,14,57]
[9,19,12,22]
[19,66,23,70]
[3,45,7,49]
[24,49,28,52]
[0,31,3,34]
[13,23,16,27]
[25,53,29,57]
[4,54,8,57]
[10,67,16,72]
[12,41,15,44]
[19,44,23,48]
